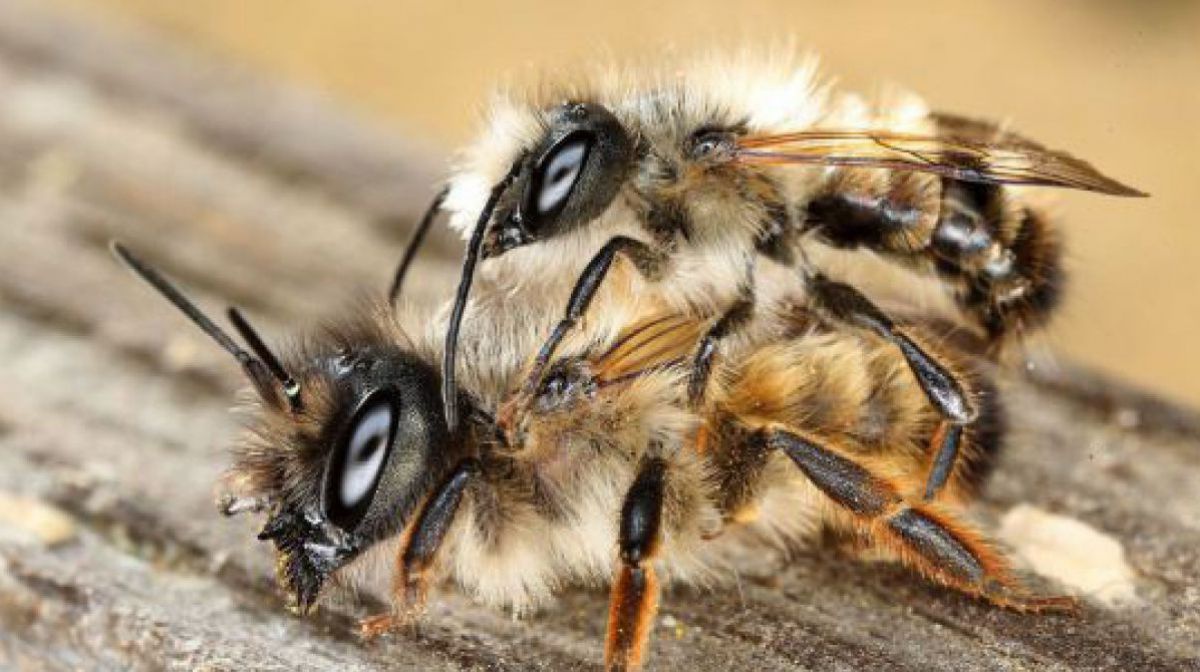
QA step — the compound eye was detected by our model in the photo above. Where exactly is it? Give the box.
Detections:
[687,128,736,161]
[325,394,396,531]
[529,130,593,224]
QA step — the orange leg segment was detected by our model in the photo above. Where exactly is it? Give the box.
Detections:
[605,456,668,672]
[360,460,479,640]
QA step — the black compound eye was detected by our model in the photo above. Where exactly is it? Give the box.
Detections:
[324,394,396,531]
[528,130,593,223]
[687,128,737,161]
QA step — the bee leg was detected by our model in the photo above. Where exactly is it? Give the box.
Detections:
[763,427,1076,613]
[524,236,664,392]
[606,456,668,672]
[360,459,479,640]
[807,273,978,499]
[687,293,754,406]
[924,421,965,500]
[808,273,977,424]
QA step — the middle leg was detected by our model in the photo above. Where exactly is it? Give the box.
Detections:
[606,455,669,672]
[806,272,979,499]
[520,235,666,395]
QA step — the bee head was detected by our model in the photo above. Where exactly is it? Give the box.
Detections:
[482,101,635,259]
[239,319,457,613]
[112,243,456,613]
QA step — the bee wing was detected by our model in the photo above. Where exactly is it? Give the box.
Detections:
[591,313,704,384]
[734,113,1146,197]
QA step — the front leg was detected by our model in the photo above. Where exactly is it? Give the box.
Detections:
[361,459,479,639]
[606,456,668,672]
[686,261,756,406]
[522,236,665,394]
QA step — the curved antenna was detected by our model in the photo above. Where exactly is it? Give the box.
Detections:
[227,307,302,412]
[442,158,524,432]
[109,241,282,407]
[389,185,449,306]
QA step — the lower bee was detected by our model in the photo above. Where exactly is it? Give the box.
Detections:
[496,306,1075,671]
[113,242,1072,672]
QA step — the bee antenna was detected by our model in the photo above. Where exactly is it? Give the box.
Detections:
[389,185,448,306]
[227,307,302,412]
[109,241,282,407]
[442,156,524,431]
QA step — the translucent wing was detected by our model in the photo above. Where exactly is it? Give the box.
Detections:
[734,112,1146,197]
[591,313,703,385]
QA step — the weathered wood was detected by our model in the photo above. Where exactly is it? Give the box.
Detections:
[0,1,1196,670]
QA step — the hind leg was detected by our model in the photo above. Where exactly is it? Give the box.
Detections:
[759,425,1074,612]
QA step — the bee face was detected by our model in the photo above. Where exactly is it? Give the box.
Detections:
[250,340,456,611]
[483,101,634,258]
[109,242,462,612]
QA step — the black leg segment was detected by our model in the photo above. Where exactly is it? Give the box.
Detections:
[687,293,754,406]
[399,459,479,607]
[808,273,977,424]
[766,428,898,517]
[523,236,662,393]
[923,422,964,501]
[606,455,668,672]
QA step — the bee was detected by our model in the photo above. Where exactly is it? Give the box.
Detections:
[403,52,1144,500]
[114,241,1073,672]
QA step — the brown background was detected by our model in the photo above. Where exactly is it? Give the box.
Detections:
[0,3,1196,669]
[52,0,1200,407]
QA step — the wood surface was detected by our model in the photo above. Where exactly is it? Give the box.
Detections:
[0,2,1196,669]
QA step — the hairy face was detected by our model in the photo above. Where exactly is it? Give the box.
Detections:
[227,314,456,611]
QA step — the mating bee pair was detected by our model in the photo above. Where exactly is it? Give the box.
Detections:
[115,54,1141,671]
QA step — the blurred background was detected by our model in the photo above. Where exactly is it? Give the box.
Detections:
[48,0,1200,407]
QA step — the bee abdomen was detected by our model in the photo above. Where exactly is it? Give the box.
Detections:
[802,168,1065,345]
[935,182,1065,343]
[804,170,938,251]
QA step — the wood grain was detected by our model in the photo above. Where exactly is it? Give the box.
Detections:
[0,1,1196,669]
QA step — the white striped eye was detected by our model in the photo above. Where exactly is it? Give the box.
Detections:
[325,396,395,530]
[530,131,592,221]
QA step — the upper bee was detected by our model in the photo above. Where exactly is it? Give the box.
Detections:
[445,53,833,253]
[428,52,1141,435]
